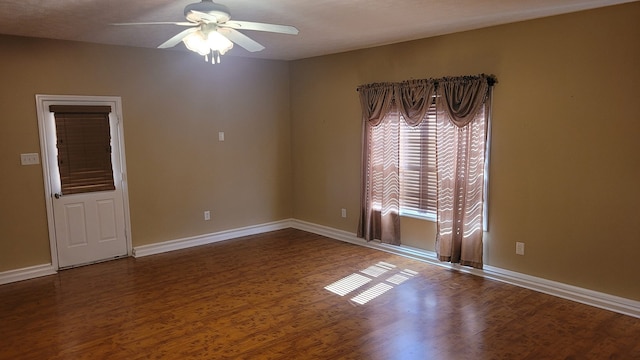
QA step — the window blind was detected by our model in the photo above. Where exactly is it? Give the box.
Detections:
[399,102,437,218]
[50,105,115,195]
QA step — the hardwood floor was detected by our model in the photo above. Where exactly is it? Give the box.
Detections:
[1,228,639,359]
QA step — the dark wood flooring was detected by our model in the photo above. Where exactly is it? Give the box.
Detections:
[1,228,639,359]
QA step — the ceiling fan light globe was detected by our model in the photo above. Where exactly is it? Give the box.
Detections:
[183,31,210,56]
[207,31,234,55]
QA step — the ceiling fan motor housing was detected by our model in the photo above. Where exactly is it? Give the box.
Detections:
[184,0,231,23]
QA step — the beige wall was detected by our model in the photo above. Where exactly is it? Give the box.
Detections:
[290,3,640,300]
[1,2,639,302]
[0,36,293,270]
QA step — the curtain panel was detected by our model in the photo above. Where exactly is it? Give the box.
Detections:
[435,75,492,268]
[357,74,494,268]
[358,83,401,244]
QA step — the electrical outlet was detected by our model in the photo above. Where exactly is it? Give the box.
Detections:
[341,208,347,218]
[516,242,525,255]
[204,210,211,221]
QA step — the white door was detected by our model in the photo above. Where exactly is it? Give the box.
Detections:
[52,187,127,268]
[36,95,131,268]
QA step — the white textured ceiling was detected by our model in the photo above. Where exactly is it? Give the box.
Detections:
[0,0,636,60]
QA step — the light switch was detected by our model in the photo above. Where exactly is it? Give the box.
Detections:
[218,132,225,141]
[20,153,40,165]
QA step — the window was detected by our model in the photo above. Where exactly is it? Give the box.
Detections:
[359,75,493,262]
[399,103,437,220]
[369,105,437,220]
[50,105,115,195]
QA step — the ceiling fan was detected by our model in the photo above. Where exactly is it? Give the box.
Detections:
[113,0,299,64]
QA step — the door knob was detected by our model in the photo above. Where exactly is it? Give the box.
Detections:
[54,193,62,199]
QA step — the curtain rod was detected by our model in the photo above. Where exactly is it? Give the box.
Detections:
[356,74,497,92]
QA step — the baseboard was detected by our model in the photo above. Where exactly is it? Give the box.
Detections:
[0,263,56,285]
[478,265,640,319]
[290,219,640,319]
[132,219,295,258]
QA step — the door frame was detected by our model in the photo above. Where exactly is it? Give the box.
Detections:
[35,94,133,270]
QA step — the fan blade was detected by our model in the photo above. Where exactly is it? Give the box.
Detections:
[220,21,298,35]
[112,22,195,26]
[158,27,199,49]
[217,28,265,52]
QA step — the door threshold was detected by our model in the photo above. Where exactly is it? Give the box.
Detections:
[58,254,129,270]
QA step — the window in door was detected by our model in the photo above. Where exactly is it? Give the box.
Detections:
[49,105,115,195]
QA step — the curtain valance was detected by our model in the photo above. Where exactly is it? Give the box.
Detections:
[396,79,436,126]
[358,82,395,126]
[438,75,491,127]
[357,74,496,128]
